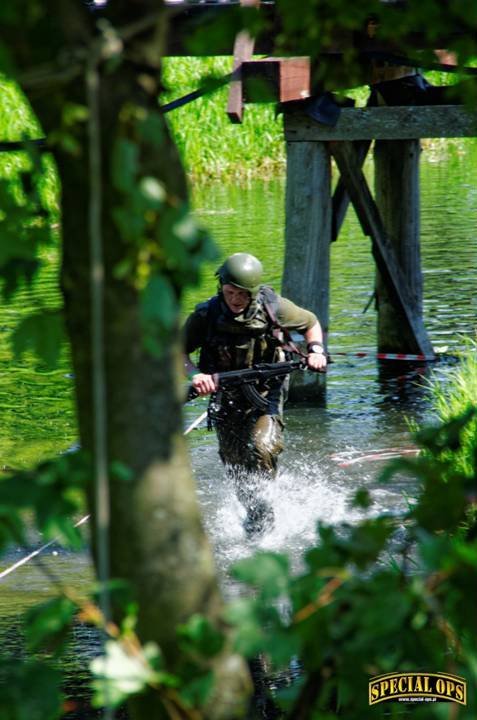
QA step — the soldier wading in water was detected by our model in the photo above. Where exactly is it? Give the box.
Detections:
[183,253,327,535]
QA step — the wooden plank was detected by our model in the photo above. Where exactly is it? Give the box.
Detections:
[331,140,371,241]
[279,58,310,102]
[329,140,435,358]
[242,58,310,103]
[285,105,477,141]
[226,30,255,123]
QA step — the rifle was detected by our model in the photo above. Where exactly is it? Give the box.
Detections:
[186,358,307,411]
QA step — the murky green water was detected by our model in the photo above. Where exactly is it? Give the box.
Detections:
[0,139,476,713]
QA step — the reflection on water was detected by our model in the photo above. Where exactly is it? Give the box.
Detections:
[0,140,476,712]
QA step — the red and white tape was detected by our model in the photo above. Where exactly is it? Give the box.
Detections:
[331,447,419,468]
[332,352,435,362]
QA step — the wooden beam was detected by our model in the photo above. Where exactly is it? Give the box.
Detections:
[226,30,255,123]
[282,140,331,400]
[242,58,310,103]
[374,139,424,353]
[329,140,434,358]
[285,105,477,141]
[226,0,259,123]
[331,140,371,241]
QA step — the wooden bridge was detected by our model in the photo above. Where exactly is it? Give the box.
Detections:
[164,1,477,393]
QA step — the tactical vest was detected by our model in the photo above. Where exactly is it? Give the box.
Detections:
[197,286,283,374]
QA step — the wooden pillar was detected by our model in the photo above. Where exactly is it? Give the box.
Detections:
[374,139,423,353]
[282,138,331,400]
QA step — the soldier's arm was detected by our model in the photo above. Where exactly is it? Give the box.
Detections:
[276,297,327,371]
[303,321,327,371]
[183,309,217,396]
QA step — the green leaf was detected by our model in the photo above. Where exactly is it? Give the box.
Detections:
[140,273,178,355]
[180,672,215,708]
[0,659,63,720]
[0,473,41,510]
[110,461,134,484]
[25,596,76,655]
[346,518,394,568]
[62,102,89,127]
[351,488,373,509]
[112,138,139,193]
[137,110,165,148]
[231,552,290,599]
[112,204,146,244]
[37,510,85,549]
[141,274,177,327]
[0,508,26,551]
[12,309,65,368]
[178,614,225,658]
[415,406,476,454]
[413,474,467,532]
[262,627,300,668]
[0,454,87,549]
[224,598,267,657]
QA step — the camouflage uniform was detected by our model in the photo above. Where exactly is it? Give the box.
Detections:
[184,286,317,487]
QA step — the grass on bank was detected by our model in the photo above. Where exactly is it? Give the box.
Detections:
[0,74,59,217]
[1,60,474,187]
[427,342,477,476]
[162,56,286,182]
[162,59,475,182]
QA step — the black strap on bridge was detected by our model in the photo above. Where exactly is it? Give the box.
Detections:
[2,50,473,154]
[159,69,239,114]
[0,138,47,153]
[365,50,477,77]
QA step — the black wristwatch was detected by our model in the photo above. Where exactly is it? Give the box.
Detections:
[307,342,324,355]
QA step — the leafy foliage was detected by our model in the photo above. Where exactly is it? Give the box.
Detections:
[110,106,218,353]
[25,596,77,657]
[0,451,89,550]
[12,309,65,368]
[89,612,224,712]
[90,639,165,709]
[0,659,63,720]
[0,160,56,301]
[222,408,477,719]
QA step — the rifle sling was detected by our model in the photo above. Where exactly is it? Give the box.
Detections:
[263,301,307,359]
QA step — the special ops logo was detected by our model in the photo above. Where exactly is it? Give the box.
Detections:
[369,672,467,705]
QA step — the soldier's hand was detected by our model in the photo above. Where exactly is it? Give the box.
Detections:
[191,373,217,396]
[307,352,327,373]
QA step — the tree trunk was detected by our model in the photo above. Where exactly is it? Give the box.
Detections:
[17,3,251,717]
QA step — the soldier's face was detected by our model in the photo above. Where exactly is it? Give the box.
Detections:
[222,284,251,314]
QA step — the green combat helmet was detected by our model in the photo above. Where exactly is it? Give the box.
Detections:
[216,253,263,297]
